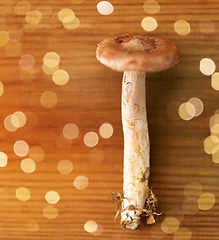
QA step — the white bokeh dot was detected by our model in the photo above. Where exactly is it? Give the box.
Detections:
[97,1,114,15]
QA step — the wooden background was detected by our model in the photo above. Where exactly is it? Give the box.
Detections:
[0,0,219,239]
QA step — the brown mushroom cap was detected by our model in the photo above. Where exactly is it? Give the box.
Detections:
[96,34,180,72]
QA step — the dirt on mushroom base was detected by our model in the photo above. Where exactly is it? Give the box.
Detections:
[111,187,160,228]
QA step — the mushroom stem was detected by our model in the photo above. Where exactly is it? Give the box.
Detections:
[121,71,150,229]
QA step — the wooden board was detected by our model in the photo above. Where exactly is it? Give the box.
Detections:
[0,0,219,239]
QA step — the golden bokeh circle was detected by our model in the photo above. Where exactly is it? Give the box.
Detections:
[198,192,216,210]
[84,220,98,233]
[25,10,42,25]
[97,1,114,15]
[161,217,180,234]
[43,206,58,219]
[16,187,31,201]
[57,159,73,174]
[141,17,158,31]
[74,176,89,190]
[143,0,160,15]
[0,152,8,167]
[52,70,69,86]
[29,146,45,162]
[0,31,9,47]
[63,17,80,30]
[25,220,39,232]
[15,1,31,15]
[174,20,191,36]
[183,182,202,199]
[83,132,99,147]
[45,191,60,204]
[40,91,58,108]
[21,158,36,173]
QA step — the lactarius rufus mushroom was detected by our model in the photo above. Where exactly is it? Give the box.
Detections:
[96,34,180,229]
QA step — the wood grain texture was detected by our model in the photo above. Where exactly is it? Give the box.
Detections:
[0,0,219,239]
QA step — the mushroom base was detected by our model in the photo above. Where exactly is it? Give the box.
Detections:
[121,204,142,230]
[112,188,159,230]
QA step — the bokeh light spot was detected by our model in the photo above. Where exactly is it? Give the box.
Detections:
[99,123,113,139]
[184,182,202,199]
[200,58,215,76]
[25,10,42,25]
[16,187,31,201]
[198,192,216,210]
[11,114,20,129]
[43,52,60,64]
[211,72,219,90]
[5,41,22,56]
[143,0,160,15]
[44,59,59,68]
[42,59,59,75]
[74,176,89,190]
[89,148,105,164]
[0,31,9,47]
[141,17,158,32]
[211,123,219,134]
[0,82,4,97]
[52,70,69,86]
[19,54,35,71]
[178,102,196,121]
[45,191,60,204]
[173,228,192,240]
[43,206,58,219]
[97,1,114,15]
[174,20,191,36]
[63,17,80,30]
[15,1,31,15]
[161,217,180,234]
[83,132,99,147]
[21,158,36,173]
[63,123,79,140]
[13,140,29,157]
[4,115,18,132]
[29,146,45,162]
[212,149,219,163]
[58,9,75,23]
[12,111,26,128]
[84,220,98,233]
[204,135,219,154]
[210,114,219,134]
[92,224,104,236]
[187,97,204,117]
[25,220,39,232]
[40,91,58,108]
[57,159,73,174]
[182,199,199,215]
[199,18,214,34]
[0,152,8,167]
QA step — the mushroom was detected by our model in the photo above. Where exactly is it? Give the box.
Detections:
[96,34,180,230]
